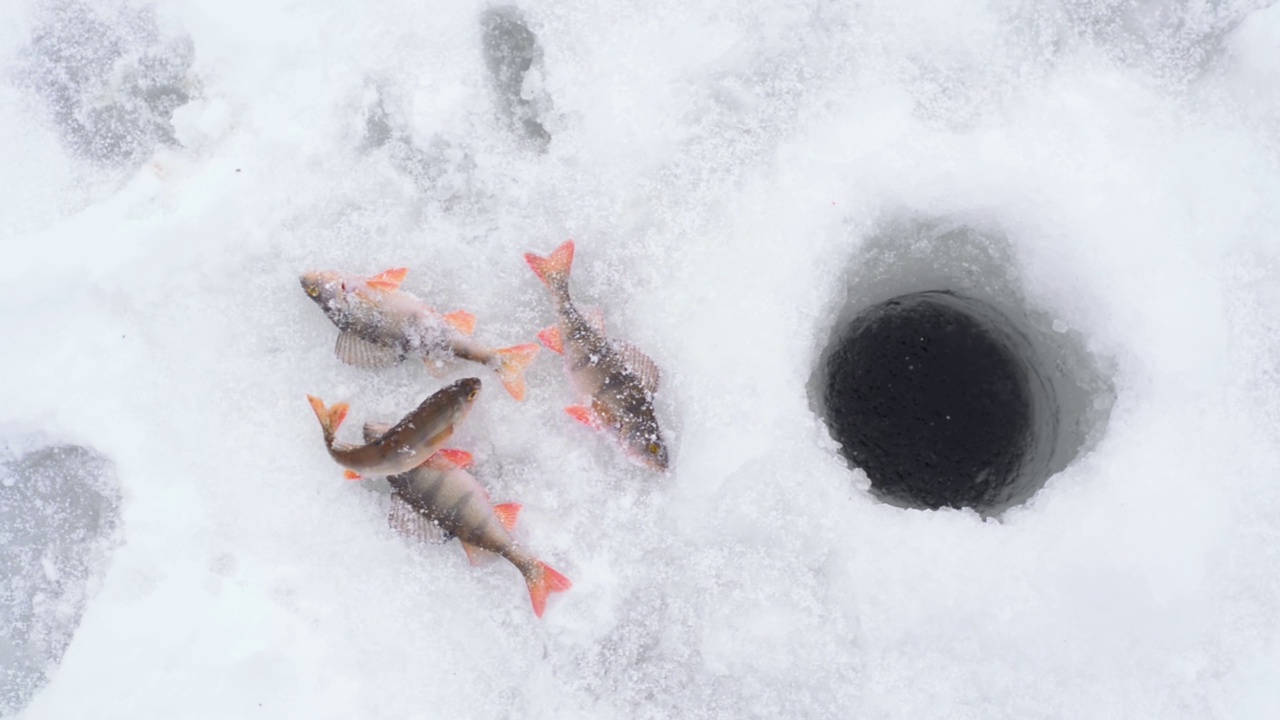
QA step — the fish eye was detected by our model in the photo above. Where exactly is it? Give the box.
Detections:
[647,442,661,455]
[305,286,319,297]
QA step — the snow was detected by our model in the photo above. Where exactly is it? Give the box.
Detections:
[2,0,1280,717]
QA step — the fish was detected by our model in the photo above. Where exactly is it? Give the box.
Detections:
[364,422,572,618]
[524,240,669,471]
[300,268,539,400]
[307,377,481,480]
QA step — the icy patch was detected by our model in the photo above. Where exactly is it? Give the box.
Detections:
[0,443,120,717]
[481,6,552,151]
[17,0,194,166]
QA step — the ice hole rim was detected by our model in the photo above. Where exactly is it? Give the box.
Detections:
[809,219,1116,516]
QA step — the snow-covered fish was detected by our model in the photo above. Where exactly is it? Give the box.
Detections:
[365,423,572,618]
[524,240,669,471]
[301,268,539,400]
[307,377,480,480]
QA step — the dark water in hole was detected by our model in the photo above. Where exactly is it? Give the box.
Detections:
[824,292,1051,510]
[811,222,1114,514]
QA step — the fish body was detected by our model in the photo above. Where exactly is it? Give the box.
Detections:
[307,377,480,479]
[301,268,538,400]
[364,423,571,618]
[524,240,669,471]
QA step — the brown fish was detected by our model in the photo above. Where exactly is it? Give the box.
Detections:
[525,240,668,471]
[301,268,539,400]
[307,377,480,480]
[365,423,572,618]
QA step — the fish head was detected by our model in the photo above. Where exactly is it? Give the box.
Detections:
[434,377,483,426]
[621,415,669,472]
[300,270,353,310]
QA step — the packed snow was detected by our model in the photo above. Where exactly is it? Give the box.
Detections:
[2,0,1280,717]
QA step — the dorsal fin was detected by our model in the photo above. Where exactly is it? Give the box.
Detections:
[362,421,393,444]
[388,494,449,544]
[366,267,408,292]
[613,340,660,395]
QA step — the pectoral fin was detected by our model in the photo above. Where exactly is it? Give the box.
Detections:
[335,332,401,368]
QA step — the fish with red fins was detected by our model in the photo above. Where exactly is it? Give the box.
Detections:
[525,240,669,471]
[301,268,539,400]
[368,424,572,618]
[307,378,481,481]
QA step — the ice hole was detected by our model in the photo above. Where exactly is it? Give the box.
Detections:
[812,221,1115,513]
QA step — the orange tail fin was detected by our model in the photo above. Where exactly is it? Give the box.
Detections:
[495,343,540,401]
[523,240,574,291]
[524,561,572,619]
[307,395,349,443]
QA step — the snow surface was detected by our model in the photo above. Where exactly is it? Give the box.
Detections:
[2,0,1280,717]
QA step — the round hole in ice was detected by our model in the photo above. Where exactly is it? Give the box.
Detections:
[812,221,1114,514]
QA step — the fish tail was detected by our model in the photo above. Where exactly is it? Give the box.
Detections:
[306,395,349,445]
[523,560,572,619]
[494,343,540,401]
[523,240,574,299]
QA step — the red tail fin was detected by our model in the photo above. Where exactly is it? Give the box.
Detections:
[524,240,574,289]
[525,561,572,618]
[307,395,348,443]
[495,343,540,401]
